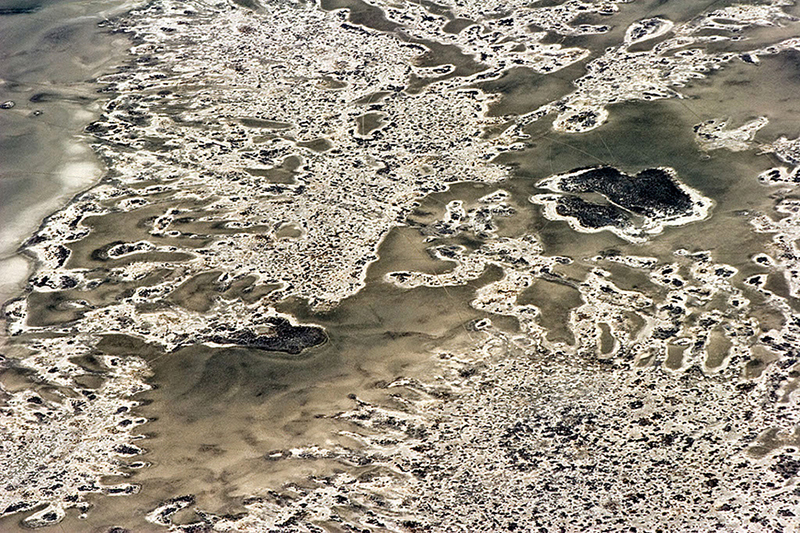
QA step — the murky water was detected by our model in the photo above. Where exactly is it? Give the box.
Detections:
[0,0,137,304]
[2,0,800,531]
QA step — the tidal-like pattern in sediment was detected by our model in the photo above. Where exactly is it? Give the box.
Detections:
[3,0,800,531]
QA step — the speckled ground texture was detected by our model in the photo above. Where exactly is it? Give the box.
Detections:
[2,0,800,531]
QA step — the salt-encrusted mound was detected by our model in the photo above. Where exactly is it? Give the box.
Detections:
[531,166,712,242]
[694,117,769,152]
[759,135,800,185]
[0,338,151,528]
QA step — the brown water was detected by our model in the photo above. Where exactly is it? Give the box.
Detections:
[2,0,800,531]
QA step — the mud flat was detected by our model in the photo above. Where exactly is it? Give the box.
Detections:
[2,0,800,531]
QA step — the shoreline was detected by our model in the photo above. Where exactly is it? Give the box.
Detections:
[0,0,142,307]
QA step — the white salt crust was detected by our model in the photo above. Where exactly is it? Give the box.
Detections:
[530,166,712,243]
[3,0,800,529]
[0,339,151,528]
[758,135,800,185]
[507,1,800,134]
[147,188,800,532]
[359,0,627,77]
[694,117,770,152]
[2,0,515,524]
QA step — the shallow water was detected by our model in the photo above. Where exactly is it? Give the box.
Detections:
[2,0,800,531]
[0,0,135,304]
